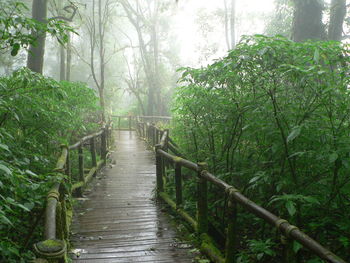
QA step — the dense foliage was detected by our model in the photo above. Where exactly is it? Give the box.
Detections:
[0,68,100,262]
[172,35,350,262]
[0,0,72,56]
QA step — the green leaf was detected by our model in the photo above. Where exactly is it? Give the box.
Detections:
[287,126,301,143]
[329,152,338,163]
[0,163,11,175]
[11,43,20,56]
[0,143,10,152]
[293,241,303,253]
[0,214,14,226]
[23,202,35,211]
[16,203,30,212]
[285,200,296,216]
[303,196,320,205]
[313,48,320,63]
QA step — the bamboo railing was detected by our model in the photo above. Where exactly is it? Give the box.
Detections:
[112,115,172,130]
[135,118,346,263]
[33,122,112,263]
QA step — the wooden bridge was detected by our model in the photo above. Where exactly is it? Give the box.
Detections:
[32,116,346,263]
[70,130,194,262]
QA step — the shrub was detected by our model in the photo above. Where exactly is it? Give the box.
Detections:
[0,68,100,262]
[172,35,350,261]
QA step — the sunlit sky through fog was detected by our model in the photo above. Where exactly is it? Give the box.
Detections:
[173,0,276,66]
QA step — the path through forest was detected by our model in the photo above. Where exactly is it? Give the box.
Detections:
[70,130,195,262]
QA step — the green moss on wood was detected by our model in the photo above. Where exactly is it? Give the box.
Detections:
[200,233,225,263]
[36,240,64,253]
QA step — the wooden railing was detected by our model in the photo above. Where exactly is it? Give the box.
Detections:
[135,118,346,263]
[33,122,112,263]
[112,115,172,130]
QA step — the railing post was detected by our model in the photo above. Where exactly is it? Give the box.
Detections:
[225,189,238,263]
[105,125,110,149]
[34,184,66,263]
[118,116,121,129]
[281,235,297,263]
[77,145,84,197]
[65,150,71,184]
[197,162,208,235]
[146,123,150,142]
[101,127,107,164]
[175,161,183,208]
[164,129,169,169]
[90,137,97,168]
[152,124,156,146]
[155,144,164,196]
[143,122,146,139]
[141,122,143,138]
[128,116,131,130]
[156,128,160,144]
[56,201,63,240]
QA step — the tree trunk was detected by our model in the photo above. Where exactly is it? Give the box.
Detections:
[328,0,346,41]
[223,0,230,50]
[147,87,155,116]
[230,0,236,49]
[60,45,66,81]
[27,0,48,74]
[292,0,325,42]
[98,0,106,122]
[66,32,72,81]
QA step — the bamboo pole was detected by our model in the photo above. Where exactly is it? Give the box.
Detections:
[101,128,107,164]
[155,145,164,196]
[197,162,208,234]
[77,145,84,197]
[225,190,238,263]
[281,235,296,263]
[175,161,183,208]
[90,137,97,168]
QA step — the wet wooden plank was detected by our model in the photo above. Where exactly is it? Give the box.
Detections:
[70,131,195,262]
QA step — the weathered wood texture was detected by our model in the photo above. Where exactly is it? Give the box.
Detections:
[70,131,195,262]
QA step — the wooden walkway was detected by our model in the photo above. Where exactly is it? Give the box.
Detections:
[70,130,195,262]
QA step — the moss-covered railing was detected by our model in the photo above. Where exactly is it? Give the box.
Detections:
[32,122,112,263]
[135,118,346,263]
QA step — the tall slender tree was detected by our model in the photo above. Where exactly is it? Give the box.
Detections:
[27,0,48,73]
[119,0,162,115]
[223,0,236,50]
[328,0,346,41]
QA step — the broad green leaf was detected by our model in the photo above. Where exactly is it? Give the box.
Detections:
[0,214,14,226]
[23,202,35,211]
[16,203,30,212]
[285,200,296,216]
[0,163,11,175]
[0,143,10,152]
[329,152,338,163]
[287,126,301,143]
[313,48,320,64]
[293,241,303,253]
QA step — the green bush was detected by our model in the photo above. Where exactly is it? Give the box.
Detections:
[0,68,100,262]
[172,35,350,261]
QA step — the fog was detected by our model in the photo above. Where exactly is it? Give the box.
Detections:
[0,0,346,117]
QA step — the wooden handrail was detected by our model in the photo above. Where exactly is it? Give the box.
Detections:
[136,119,346,263]
[33,122,112,262]
[68,130,103,150]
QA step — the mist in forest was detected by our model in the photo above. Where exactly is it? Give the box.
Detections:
[2,1,350,262]
[0,0,347,117]
[0,0,288,117]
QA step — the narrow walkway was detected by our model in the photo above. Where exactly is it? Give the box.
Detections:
[70,130,194,262]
